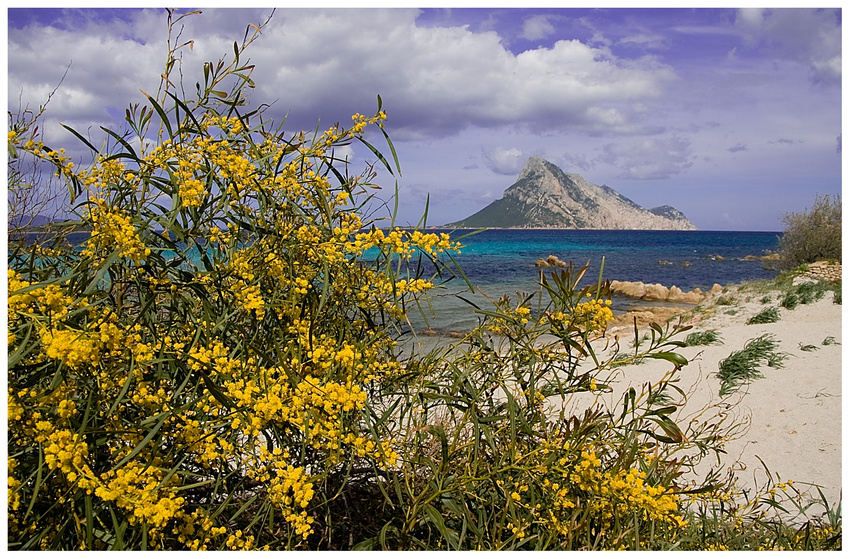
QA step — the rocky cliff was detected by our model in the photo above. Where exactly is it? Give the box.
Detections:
[447,157,696,230]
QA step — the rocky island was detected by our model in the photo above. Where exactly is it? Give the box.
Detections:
[447,156,696,230]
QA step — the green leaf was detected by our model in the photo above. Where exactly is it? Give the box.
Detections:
[358,136,395,176]
[83,249,123,295]
[352,537,376,551]
[647,415,685,444]
[424,503,460,549]
[379,122,402,175]
[142,92,174,138]
[7,323,34,369]
[61,123,101,154]
[427,424,450,467]
[647,405,678,417]
[100,126,139,160]
[646,352,688,368]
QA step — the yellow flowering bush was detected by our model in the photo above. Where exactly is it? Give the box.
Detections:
[7,16,455,550]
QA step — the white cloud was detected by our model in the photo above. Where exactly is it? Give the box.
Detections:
[248,10,678,138]
[8,8,679,153]
[734,8,841,85]
[520,14,556,41]
[619,33,668,51]
[7,7,840,232]
[483,146,526,175]
[599,136,694,180]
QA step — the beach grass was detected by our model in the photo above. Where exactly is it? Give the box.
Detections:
[716,334,789,396]
[747,306,781,324]
[684,329,723,346]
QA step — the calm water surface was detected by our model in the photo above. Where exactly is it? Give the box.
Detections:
[409,229,782,334]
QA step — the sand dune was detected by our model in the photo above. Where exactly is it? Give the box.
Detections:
[603,281,843,509]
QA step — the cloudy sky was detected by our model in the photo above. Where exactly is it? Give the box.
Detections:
[6,5,843,231]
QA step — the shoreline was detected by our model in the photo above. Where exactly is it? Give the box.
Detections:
[431,226,783,233]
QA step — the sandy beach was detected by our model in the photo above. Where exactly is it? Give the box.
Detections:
[599,279,843,510]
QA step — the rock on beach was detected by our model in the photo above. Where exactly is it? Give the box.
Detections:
[803,260,842,283]
[609,279,722,305]
[534,254,568,268]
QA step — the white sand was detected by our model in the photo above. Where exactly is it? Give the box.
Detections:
[597,283,843,509]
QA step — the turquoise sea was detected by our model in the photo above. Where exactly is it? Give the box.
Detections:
[408,229,782,334]
[42,228,783,335]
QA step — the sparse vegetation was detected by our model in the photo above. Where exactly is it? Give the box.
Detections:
[796,281,829,303]
[779,279,835,311]
[630,332,651,349]
[685,330,723,346]
[747,307,781,325]
[716,334,789,396]
[781,292,799,309]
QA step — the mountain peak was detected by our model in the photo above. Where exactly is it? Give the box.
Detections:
[517,156,561,181]
[447,157,695,230]
[520,155,547,171]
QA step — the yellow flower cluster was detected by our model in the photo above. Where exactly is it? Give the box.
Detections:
[170,509,229,550]
[18,390,253,550]
[8,458,22,513]
[9,133,76,177]
[473,297,536,336]
[499,438,686,545]
[316,111,384,148]
[82,198,151,265]
[344,227,460,260]
[42,428,92,482]
[546,297,613,334]
[42,329,101,368]
[254,455,316,538]
[565,446,684,529]
[225,371,393,461]
[348,110,387,136]
[8,270,76,315]
[92,461,186,528]
[9,271,153,374]
[76,156,127,193]
[225,249,267,320]
[355,271,435,318]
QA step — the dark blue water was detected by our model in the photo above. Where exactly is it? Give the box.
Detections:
[410,229,782,333]
[443,229,780,290]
